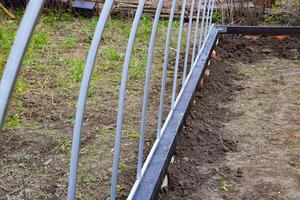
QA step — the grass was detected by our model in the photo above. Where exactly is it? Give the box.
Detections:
[219,180,232,192]
[54,133,72,154]
[5,114,21,128]
[64,36,77,48]
[0,11,185,199]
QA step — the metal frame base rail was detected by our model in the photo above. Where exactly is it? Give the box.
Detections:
[130,25,300,200]
[218,26,300,35]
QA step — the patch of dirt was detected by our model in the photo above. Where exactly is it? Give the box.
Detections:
[218,35,300,63]
[158,54,243,200]
[159,35,300,199]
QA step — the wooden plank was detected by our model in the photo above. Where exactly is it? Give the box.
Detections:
[0,3,16,19]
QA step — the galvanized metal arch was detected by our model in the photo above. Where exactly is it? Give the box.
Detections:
[67,1,115,199]
[191,0,203,67]
[110,0,147,198]
[159,0,187,138]
[182,0,196,85]
[170,0,187,111]
[0,0,46,132]
[129,0,179,198]
[204,0,213,39]
[137,0,165,180]
[198,0,209,49]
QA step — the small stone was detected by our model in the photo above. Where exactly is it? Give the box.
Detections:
[161,175,168,189]
[290,49,299,59]
[261,48,272,54]
[43,159,52,166]
[200,78,204,86]
[183,157,189,162]
[205,69,211,76]
[246,46,254,52]
[170,156,175,164]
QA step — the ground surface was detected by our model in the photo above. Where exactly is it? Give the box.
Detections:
[159,35,300,199]
[0,12,189,199]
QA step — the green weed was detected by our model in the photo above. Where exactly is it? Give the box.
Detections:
[65,58,85,82]
[101,47,121,61]
[55,133,72,154]
[72,63,84,82]
[16,81,27,93]
[119,162,130,172]
[213,10,223,24]
[80,16,98,34]
[219,180,232,191]
[64,36,77,48]
[137,16,152,44]
[31,32,49,50]
[5,114,21,128]
[129,59,145,80]
[127,131,140,140]
[42,12,73,28]
[120,26,131,38]
[88,16,98,30]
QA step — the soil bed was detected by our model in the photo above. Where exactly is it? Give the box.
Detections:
[159,35,300,199]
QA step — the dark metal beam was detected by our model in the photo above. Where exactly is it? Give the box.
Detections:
[130,27,220,200]
[217,26,300,35]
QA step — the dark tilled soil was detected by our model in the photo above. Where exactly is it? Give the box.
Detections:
[158,35,300,200]
[217,35,300,63]
[158,55,243,200]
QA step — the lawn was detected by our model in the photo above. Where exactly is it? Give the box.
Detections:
[0,10,187,199]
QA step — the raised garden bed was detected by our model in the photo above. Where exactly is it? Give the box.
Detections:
[158,34,300,199]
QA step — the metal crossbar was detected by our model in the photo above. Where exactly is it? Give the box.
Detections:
[0,0,215,199]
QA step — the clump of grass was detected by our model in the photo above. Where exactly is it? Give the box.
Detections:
[5,114,21,129]
[117,184,128,198]
[54,133,72,154]
[219,180,232,192]
[129,58,146,80]
[107,17,131,37]
[31,32,49,50]
[16,81,27,93]
[65,58,85,82]
[42,11,73,28]
[72,63,84,82]
[127,131,140,140]
[137,15,152,44]
[79,16,98,34]
[119,162,130,172]
[64,36,77,48]
[101,47,121,61]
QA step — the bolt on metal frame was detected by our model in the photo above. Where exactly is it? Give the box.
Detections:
[0,0,217,199]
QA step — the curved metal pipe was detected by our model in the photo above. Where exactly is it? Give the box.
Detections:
[198,0,209,50]
[170,0,187,110]
[137,0,165,180]
[0,0,46,133]
[209,0,216,28]
[191,0,203,66]
[182,0,196,86]
[67,1,115,199]
[157,0,180,128]
[204,0,213,39]
[110,0,147,198]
